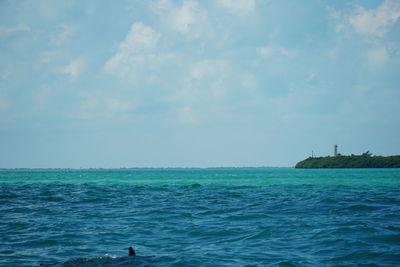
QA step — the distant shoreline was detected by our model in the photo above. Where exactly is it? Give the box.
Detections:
[0,166,294,170]
[295,153,400,168]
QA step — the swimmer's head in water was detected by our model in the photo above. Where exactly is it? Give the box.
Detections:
[129,247,136,256]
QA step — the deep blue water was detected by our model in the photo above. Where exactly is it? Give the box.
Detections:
[1,168,400,266]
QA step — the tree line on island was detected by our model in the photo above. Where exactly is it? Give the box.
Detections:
[295,151,400,168]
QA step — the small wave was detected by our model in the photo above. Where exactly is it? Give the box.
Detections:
[336,204,382,212]
[324,250,385,264]
[277,260,297,267]
[367,233,400,245]
[41,255,122,267]
[41,255,179,267]
[242,229,273,241]
[183,183,202,189]
[0,194,18,199]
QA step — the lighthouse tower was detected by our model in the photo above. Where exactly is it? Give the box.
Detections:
[334,144,338,157]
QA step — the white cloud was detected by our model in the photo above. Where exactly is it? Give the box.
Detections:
[368,47,389,65]
[34,50,61,72]
[169,59,263,124]
[151,0,210,38]
[106,98,134,113]
[216,0,255,15]
[52,24,74,46]
[258,45,297,57]
[165,59,230,124]
[0,24,30,37]
[58,57,86,81]
[0,96,10,110]
[257,46,273,57]
[306,71,318,83]
[176,60,231,104]
[73,95,136,120]
[104,22,169,80]
[0,70,11,81]
[348,0,400,38]
[176,106,198,124]
[39,51,59,66]
[118,22,160,52]
[34,85,52,111]
[241,73,258,93]
[172,1,197,34]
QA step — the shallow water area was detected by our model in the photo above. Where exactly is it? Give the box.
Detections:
[1,168,400,266]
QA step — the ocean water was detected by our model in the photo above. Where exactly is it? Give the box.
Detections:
[1,168,400,266]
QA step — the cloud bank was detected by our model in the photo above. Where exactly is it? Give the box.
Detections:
[0,0,399,167]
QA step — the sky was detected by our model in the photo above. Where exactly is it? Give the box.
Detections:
[0,0,400,168]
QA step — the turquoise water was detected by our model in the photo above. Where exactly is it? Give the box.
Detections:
[1,168,400,266]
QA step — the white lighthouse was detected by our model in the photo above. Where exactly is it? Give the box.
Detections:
[334,144,338,157]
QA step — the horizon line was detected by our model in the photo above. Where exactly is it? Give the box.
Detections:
[0,166,294,170]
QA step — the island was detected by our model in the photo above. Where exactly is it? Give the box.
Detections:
[295,151,400,168]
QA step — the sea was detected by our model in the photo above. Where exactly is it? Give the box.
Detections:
[1,168,399,266]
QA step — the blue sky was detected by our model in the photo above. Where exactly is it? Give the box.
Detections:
[1,0,399,168]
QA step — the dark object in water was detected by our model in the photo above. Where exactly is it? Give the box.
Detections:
[128,247,136,256]
[39,247,137,266]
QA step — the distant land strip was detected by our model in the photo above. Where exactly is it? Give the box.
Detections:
[295,152,400,168]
